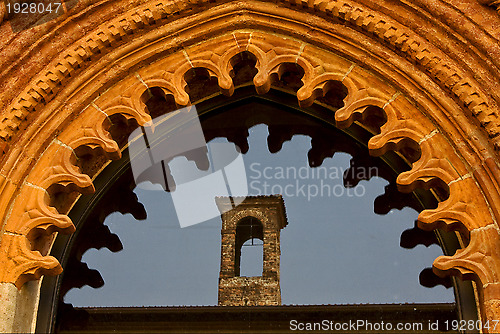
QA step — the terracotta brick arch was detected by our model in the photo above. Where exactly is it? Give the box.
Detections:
[0,0,499,332]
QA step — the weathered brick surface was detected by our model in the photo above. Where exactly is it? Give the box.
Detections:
[218,277,281,306]
[216,196,287,306]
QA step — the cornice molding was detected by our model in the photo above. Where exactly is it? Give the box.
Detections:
[0,0,498,154]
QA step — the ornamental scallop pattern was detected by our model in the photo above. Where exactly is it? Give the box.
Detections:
[0,0,498,147]
[0,0,499,327]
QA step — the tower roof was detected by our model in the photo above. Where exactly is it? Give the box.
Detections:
[215,195,288,229]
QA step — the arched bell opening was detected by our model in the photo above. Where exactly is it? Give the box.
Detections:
[235,217,264,277]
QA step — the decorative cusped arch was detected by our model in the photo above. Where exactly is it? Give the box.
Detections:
[0,0,500,332]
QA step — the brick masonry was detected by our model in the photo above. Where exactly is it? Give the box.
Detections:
[216,195,288,306]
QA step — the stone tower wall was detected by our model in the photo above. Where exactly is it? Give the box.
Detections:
[217,196,287,306]
[218,277,281,306]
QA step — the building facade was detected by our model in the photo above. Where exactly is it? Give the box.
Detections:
[0,0,500,332]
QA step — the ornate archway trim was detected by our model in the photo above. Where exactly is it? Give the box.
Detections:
[1,28,499,328]
[0,0,497,215]
[0,0,499,149]
[0,1,499,332]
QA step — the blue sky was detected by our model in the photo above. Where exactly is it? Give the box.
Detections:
[65,124,453,307]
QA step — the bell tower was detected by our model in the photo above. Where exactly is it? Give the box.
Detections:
[216,195,288,306]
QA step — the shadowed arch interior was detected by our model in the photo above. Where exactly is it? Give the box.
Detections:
[35,85,477,332]
[1,2,499,332]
